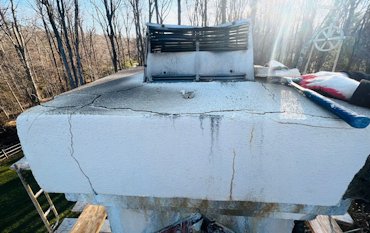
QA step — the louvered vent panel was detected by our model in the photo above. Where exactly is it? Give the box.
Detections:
[149,22,249,53]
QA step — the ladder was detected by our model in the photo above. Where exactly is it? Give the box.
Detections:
[11,157,60,232]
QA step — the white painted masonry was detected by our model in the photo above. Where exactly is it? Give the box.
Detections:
[17,71,370,232]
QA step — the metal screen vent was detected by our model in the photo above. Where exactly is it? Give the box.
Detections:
[148,22,249,53]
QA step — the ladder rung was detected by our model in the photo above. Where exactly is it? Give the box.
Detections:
[44,207,52,218]
[34,189,44,199]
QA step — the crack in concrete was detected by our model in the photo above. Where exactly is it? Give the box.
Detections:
[92,105,285,116]
[203,110,284,115]
[114,84,144,94]
[40,105,80,109]
[26,111,48,136]
[91,105,341,121]
[88,95,102,107]
[64,96,102,196]
[249,126,254,144]
[261,83,277,103]
[40,94,102,110]
[298,113,336,120]
[42,100,337,122]
[41,83,142,110]
[40,83,340,122]
[272,120,351,129]
[229,149,237,200]
[26,106,65,136]
[67,113,98,195]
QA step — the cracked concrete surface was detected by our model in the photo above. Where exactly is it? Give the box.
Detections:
[68,113,98,195]
[260,82,278,103]
[63,94,103,195]
[36,72,370,125]
[16,71,370,211]
[229,149,237,200]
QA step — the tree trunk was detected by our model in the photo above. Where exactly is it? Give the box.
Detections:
[41,0,76,89]
[39,8,66,91]
[221,0,227,24]
[103,0,119,72]
[89,31,100,79]
[177,0,181,25]
[0,106,10,119]
[56,0,79,86]
[203,0,207,26]
[130,0,145,65]
[0,0,41,104]
[123,9,133,66]
[74,0,85,85]
[0,66,24,111]
[148,0,154,23]
[154,0,160,24]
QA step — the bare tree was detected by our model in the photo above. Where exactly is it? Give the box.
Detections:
[156,0,172,24]
[122,3,134,66]
[129,0,145,65]
[178,0,181,25]
[39,0,76,89]
[148,0,155,23]
[227,0,247,22]
[0,66,24,111]
[346,3,370,71]
[221,0,226,23]
[93,0,122,72]
[35,1,67,91]
[55,0,79,85]
[0,1,41,103]
[203,0,207,26]
[104,0,121,72]
[186,0,207,26]
[154,0,160,23]
[74,0,84,85]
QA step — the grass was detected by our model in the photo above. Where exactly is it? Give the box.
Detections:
[0,153,78,233]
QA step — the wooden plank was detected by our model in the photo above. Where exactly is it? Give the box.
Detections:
[332,213,354,226]
[307,215,343,233]
[70,205,107,233]
[55,218,111,233]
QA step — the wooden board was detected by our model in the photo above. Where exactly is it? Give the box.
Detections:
[307,215,343,233]
[70,205,107,233]
[55,218,111,233]
[332,213,354,226]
